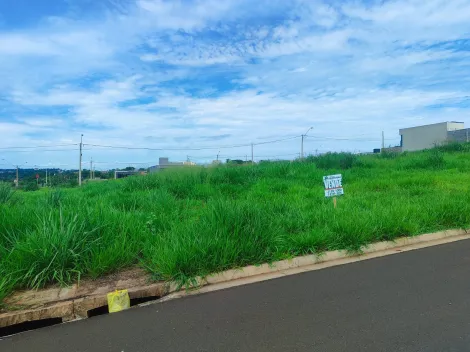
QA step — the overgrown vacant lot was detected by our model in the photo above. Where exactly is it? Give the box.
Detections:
[2,144,470,304]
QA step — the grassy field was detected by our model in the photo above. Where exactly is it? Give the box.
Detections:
[1,144,470,304]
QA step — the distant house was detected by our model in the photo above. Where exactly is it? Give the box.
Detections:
[399,121,470,152]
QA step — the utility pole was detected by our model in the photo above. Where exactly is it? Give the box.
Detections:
[382,131,385,151]
[79,134,83,186]
[90,157,93,180]
[301,127,314,159]
[45,168,48,187]
[251,143,254,164]
[216,151,220,161]
[14,162,27,188]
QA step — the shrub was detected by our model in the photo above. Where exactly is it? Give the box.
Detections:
[23,181,39,192]
[437,141,470,153]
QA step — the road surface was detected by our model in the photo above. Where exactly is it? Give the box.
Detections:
[2,239,470,352]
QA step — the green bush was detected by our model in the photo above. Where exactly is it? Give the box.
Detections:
[437,142,467,153]
[22,181,39,192]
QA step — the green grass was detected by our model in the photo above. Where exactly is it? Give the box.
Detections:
[2,146,470,304]
[0,182,15,204]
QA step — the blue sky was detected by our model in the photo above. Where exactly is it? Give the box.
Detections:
[1,0,470,168]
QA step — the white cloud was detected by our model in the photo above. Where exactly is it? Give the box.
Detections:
[136,0,236,30]
[343,0,470,43]
[0,34,56,56]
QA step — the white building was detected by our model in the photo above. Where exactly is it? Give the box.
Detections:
[149,157,196,173]
[399,121,468,152]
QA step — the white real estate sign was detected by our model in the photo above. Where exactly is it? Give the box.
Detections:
[323,174,344,198]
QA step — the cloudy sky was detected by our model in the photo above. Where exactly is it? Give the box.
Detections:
[1,0,470,168]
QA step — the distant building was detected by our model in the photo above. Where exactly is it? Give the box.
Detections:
[149,157,196,173]
[399,121,469,152]
[114,170,146,179]
[381,146,402,154]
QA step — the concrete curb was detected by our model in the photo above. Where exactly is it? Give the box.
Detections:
[153,229,469,303]
[0,278,169,329]
[1,229,469,330]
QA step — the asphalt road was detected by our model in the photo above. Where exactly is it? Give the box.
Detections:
[2,239,470,352]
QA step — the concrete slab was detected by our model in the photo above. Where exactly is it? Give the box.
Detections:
[0,268,165,328]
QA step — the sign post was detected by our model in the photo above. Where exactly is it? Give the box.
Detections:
[323,174,344,208]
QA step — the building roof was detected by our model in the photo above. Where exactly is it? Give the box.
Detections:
[399,121,464,133]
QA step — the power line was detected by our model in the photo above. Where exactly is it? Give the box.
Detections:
[0,144,78,150]
[84,161,154,165]
[188,152,300,159]
[84,135,301,151]
[252,136,301,145]
[0,148,82,153]
[308,136,397,142]
[0,134,395,153]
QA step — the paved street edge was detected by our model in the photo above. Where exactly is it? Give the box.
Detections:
[154,229,469,304]
[1,229,469,330]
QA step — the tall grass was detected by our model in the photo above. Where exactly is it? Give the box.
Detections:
[0,182,14,204]
[0,211,100,292]
[2,145,470,304]
[305,152,359,170]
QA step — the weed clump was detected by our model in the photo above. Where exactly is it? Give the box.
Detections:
[0,182,14,204]
[46,188,64,207]
[306,152,359,170]
[0,211,100,297]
